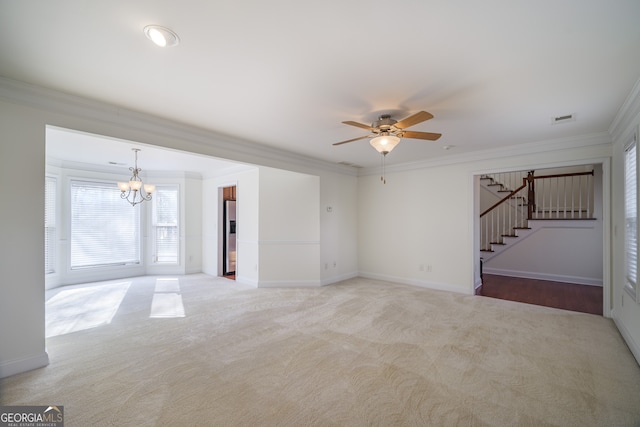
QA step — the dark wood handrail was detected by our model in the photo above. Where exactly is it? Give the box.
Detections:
[480,178,527,217]
[480,170,594,219]
[532,170,594,180]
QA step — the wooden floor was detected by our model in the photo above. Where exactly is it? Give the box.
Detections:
[479,274,603,315]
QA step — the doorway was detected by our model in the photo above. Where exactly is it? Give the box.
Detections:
[222,185,236,279]
[474,162,609,315]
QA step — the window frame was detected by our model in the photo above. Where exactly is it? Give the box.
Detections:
[69,178,142,270]
[45,175,57,275]
[151,184,180,265]
[624,131,639,303]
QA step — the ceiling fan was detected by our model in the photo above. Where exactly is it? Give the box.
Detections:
[333,111,442,153]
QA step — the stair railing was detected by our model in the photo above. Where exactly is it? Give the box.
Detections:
[530,171,594,219]
[480,177,528,251]
[480,170,595,251]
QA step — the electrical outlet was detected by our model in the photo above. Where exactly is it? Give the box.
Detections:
[333,261,337,268]
[325,263,328,270]
[427,265,432,272]
[419,264,424,272]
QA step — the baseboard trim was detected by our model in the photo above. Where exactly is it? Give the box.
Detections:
[321,272,359,286]
[0,351,49,379]
[483,268,603,287]
[359,271,471,295]
[235,276,258,288]
[257,280,323,288]
[612,309,640,367]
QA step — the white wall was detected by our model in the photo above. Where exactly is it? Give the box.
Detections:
[202,166,358,287]
[319,171,359,284]
[484,220,603,286]
[257,167,321,287]
[184,175,202,274]
[358,164,474,294]
[0,100,49,378]
[357,137,612,298]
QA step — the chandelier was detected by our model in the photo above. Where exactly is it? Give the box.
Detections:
[117,148,155,206]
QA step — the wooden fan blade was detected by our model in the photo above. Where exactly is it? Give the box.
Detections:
[342,120,373,131]
[394,111,434,129]
[333,135,370,146]
[401,130,442,141]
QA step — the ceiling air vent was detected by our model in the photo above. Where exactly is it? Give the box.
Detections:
[552,113,575,124]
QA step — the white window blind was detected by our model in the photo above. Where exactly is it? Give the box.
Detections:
[625,139,638,299]
[45,176,56,274]
[70,180,141,269]
[152,186,179,264]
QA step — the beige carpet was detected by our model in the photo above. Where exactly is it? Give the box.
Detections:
[2,275,640,426]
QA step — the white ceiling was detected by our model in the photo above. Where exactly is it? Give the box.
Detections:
[2,1,640,170]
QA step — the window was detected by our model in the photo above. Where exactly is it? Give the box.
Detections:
[45,176,56,274]
[70,180,140,269]
[152,185,179,264]
[625,136,638,300]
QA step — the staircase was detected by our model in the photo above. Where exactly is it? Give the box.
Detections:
[480,173,530,260]
[480,169,595,261]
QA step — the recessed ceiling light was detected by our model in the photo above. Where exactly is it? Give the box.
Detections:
[143,25,179,47]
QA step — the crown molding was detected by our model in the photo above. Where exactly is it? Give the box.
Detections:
[609,76,640,144]
[358,131,612,177]
[0,76,357,177]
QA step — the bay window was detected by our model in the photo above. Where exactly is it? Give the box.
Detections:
[152,185,179,264]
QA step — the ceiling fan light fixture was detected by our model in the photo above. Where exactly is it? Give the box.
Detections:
[370,134,401,154]
[143,25,180,47]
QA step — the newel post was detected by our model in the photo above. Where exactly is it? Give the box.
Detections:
[526,170,535,220]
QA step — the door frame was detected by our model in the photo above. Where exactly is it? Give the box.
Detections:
[471,157,611,317]
[218,183,237,278]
